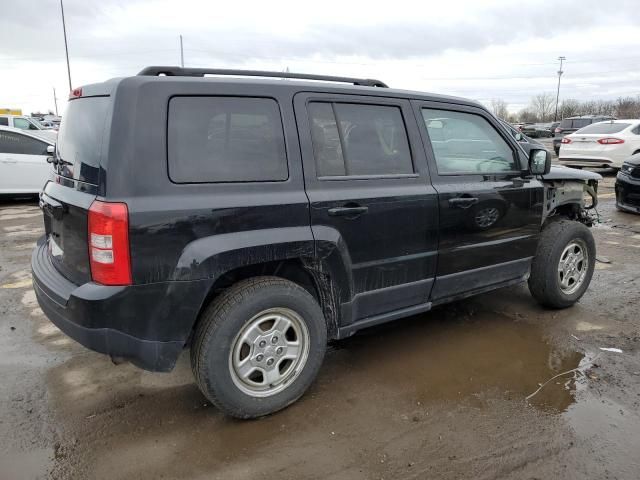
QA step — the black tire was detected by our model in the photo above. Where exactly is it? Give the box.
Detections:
[528,220,596,308]
[191,276,327,419]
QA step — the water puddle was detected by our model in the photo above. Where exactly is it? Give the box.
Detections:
[329,305,584,412]
[45,304,593,479]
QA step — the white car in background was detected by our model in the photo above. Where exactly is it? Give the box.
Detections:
[559,119,640,170]
[0,114,49,132]
[0,126,54,195]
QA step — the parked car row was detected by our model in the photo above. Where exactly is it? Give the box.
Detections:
[558,120,640,170]
[0,113,59,132]
[552,115,616,154]
[0,126,55,195]
[521,122,558,138]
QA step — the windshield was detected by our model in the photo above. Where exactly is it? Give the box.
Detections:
[575,122,630,135]
[29,118,47,129]
[56,96,110,185]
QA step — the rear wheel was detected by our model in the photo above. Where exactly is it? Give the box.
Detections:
[191,276,327,418]
[528,220,595,308]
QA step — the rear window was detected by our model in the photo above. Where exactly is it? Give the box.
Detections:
[576,122,630,134]
[57,96,111,185]
[559,118,592,129]
[168,97,287,183]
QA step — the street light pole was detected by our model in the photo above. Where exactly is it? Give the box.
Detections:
[60,0,72,91]
[53,87,59,116]
[180,35,184,67]
[554,56,565,122]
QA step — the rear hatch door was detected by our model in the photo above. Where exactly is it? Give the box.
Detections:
[42,95,111,285]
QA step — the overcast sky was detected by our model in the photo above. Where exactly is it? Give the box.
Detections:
[2,0,640,115]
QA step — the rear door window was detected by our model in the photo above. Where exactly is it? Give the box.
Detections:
[308,102,413,177]
[168,97,287,183]
[0,117,8,126]
[0,131,48,155]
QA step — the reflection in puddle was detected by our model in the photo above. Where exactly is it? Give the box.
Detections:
[331,307,584,412]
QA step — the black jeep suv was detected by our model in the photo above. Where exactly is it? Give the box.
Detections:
[33,67,601,418]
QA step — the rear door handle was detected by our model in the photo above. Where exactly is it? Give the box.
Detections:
[449,197,479,208]
[328,205,369,217]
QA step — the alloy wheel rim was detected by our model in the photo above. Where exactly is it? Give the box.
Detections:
[229,308,309,398]
[557,239,588,295]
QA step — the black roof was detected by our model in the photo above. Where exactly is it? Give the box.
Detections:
[79,66,486,111]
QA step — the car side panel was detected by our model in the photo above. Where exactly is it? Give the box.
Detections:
[105,79,312,287]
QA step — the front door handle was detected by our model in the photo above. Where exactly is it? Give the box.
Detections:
[328,205,369,217]
[449,197,479,208]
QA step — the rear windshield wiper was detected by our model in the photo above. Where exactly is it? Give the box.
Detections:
[47,146,72,167]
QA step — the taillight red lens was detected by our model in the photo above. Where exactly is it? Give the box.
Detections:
[561,137,572,144]
[69,87,82,99]
[597,137,624,145]
[88,200,131,285]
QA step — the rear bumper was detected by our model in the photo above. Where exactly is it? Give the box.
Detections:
[31,238,212,371]
[558,156,622,168]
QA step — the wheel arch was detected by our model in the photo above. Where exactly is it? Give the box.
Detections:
[192,258,341,342]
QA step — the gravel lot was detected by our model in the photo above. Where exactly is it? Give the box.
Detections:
[1,169,639,479]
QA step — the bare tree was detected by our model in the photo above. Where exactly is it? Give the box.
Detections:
[559,99,580,119]
[530,93,555,122]
[518,109,537,123]
[489,98,509,119]
[615,97,640,118]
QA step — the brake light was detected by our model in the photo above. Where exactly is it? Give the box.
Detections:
[597,137,625,145]
[555,128,562,133]
[69,87,82,99]
[561,137,572,144]
[88,200,131,285]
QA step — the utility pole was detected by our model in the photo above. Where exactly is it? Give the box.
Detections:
[180,35,184,67]
[60,0,72,91]
[554,56,565,122]
[53,87,59,116]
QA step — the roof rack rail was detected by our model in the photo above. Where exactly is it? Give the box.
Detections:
[137,66,389,88]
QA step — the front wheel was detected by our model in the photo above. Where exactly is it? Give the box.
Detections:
[191,276,327,419]
[528,220,596,308]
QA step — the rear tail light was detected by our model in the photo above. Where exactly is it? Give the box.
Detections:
[69,87,82,99]
[88,200,132,285]
[597,137,624,145]
[555,128,562,133]
[561,137,572,144]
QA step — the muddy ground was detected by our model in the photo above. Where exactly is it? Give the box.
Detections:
[1,169,639,479]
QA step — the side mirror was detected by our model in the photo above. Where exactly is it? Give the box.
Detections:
[529,148,551,175]
[515,132,523,142]
[46,144,55,163]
